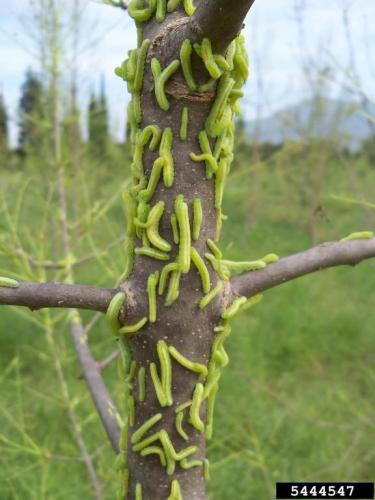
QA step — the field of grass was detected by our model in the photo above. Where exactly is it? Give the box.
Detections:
[0,143,374,498]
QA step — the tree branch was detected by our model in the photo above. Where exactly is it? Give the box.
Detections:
[230,238,375,299]
[193,0,256,51]
[69,314,120,453]
[0,282,115,312]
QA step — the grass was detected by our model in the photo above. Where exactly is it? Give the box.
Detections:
[0,143,374,498]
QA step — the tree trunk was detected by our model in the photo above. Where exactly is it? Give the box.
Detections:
[105,2,252,499]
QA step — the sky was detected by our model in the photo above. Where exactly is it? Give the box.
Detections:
[0,0,374,146]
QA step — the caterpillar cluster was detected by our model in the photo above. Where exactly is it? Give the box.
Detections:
[127,0,196,25]
[110,9,265,497]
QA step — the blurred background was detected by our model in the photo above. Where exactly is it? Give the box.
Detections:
[0,0,374,498]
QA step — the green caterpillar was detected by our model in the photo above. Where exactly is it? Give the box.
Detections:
[135,483,142,500]
[180,458,203,469]
[191,247,211,294]
[140,445,167,466]
[221,296,247,320]
[175,411,189,441]
[168,479,183,500]
[183,0,195,16]
[205,382,218,439]
[106,291,126,335]
[340,231,374,242]
[167,0,180,13]
[192,199,203,241]
[146,202,171,252]
[147,271,159,323]
[165,270,181,306]
[151,58,181,111]
[150,340,173,407]
[138,367,146,402]
[121,238,135,281]
[131,413,162,444]
[135,247,170,260]
[128,1,156,23]
[168,345,208,377]
[180,107,189,141]
[119,317,148,335]
[197,38,223,80]
[160,128,175,188]
[189,382,205,432]
[170,213,180,244]
[180,39,197,91]
[123,191,137,237]
[206,74,235,137]
[175,195,191,273]
[206,239,222,259]
[156,0,167,22]
[139,157,164,202]
[0,277,20,288]
[159,263,179,295]
[199,281,223,309]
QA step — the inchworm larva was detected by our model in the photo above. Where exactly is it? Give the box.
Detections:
[191,130,218,178]
[141,125,162,151]
[122,191,137,237]
[206,74,235,137]
[0,277,19,288]
[206,239,222,259]
[134,39,151,92]
[220,259,266,275]
[204,459,210,480]
[170,214,180,244]
[205,382,218,439]
[168,479,183,500]
[140,446,167,467]
[131,413,162,444]
[147,271,159,323]
[192,199,202,241]
[189,383,205,432]
[200,38,222,80]
[175,411,189,441]
[135,247,170,260]
[261,253,279,265]
[180,40,197,91]
[132,92,142,123]
[239,294,263,314]
[128,395,135,427]
[175,401,192,413]
[138,367,146,402]
[159,263,178,295]
[167,0,180,13]
[151,58,181,111]
[180,458,203,469]
[135,483,142,500]
[146,202,171,252]
[168,345,208,377]
[199,281,223,310]
[160,128,174,187]
[165,270,181,306]
[175,195,191,273]
[119,317,148,335]
[128,0,155,23]
[106,291,126,335]
[216,207,223,242]
[215,157,228,208]
[204,252,230,281]
[180,107,189,141]
[183,0,195,16]
[120,238,135,281]
[156,0,166,22]
[221,296,247,320]
[139,157,164,202]
[340,231,374,242]
[150,340,173,406]
[191,247,211,294]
